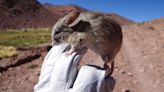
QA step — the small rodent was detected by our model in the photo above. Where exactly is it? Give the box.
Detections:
[51,10,122,76]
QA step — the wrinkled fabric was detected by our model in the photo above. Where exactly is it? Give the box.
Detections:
[34,44,109,92]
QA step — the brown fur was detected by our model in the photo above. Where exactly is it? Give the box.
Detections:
[51,10,122,75]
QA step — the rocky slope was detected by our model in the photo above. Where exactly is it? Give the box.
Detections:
[45,5,134,25]
[0,0,59,29]
[0,18,163,92]
[0,0,134,30]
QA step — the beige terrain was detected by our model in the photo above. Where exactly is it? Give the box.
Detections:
[0,18,164,92]
[0,0,164,92]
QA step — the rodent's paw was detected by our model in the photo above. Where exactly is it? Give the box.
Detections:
[103,64,114,77]
[104,66,113,78]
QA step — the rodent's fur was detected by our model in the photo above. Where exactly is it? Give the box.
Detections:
[51,10,122,75]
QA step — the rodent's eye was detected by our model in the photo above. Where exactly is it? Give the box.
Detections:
[55,30,61,35]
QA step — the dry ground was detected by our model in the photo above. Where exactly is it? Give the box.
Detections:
[0,19,164,92]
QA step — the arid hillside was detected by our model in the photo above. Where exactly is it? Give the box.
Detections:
[0,0,58,29]
[0,0,134,30]
[45,5,134,25]
[0,18,163,92]
[0,0,163,92]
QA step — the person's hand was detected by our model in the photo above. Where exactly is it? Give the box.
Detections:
[34,44,114,92]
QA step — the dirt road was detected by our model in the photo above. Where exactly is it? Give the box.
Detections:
[113,23,164,92]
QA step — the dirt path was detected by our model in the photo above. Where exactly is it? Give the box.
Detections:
[0,22,164,92]
[113,24,164,92]
[122,37,162,92]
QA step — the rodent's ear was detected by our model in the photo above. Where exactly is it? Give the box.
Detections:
[65,10,80,27]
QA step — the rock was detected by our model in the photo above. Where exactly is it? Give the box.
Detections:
[125,89,131,92]
[8,67,12,70]
[139,68,146,73]
[0,50,41,72]
[122,88,131,92]
[16,67,21,70]
[127,72,133,77]
[11,51,41,67]
[132,80,138,85]
[119,70,126,74]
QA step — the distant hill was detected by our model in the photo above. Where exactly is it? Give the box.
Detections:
[0,15,164,92]
[0,0,58,29]
[106,13,134,25]
[45,5,135,25]
[0,0,134,30]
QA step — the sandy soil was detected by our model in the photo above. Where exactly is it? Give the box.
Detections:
[0,19,164,92]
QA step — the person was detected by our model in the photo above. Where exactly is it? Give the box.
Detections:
[34,44,115,92]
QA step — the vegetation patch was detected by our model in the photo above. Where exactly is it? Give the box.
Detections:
[0,45,17,59]
[0,29,51,58]
[0,29,51,47]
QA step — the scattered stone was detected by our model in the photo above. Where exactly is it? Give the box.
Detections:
[122,88,131,92]
[8,67,13,70]
[16,67,21,70]
[132,80,138,84]
[119,70,126,74]
[0,51,41,72]
[115,66,118,69]
[125,89,131,92]
[27,64,38,69]
[35,71,40,76]
[127,72,133,77]
[139,68,145,73]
